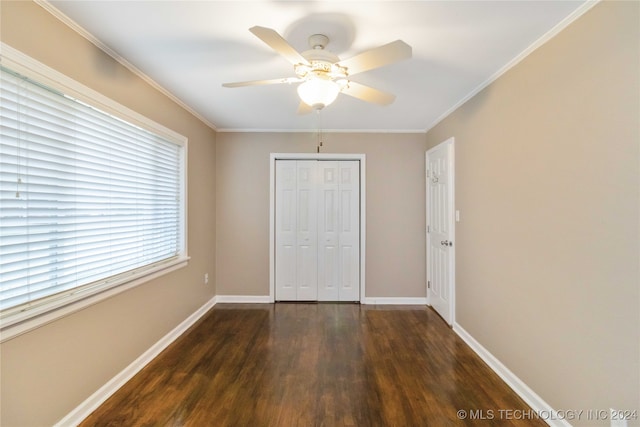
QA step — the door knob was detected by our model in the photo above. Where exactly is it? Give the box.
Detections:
[441,240,453,247]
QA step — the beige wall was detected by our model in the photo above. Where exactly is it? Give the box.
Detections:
[0,2,216,426]
[425,1,639,420]
[215,132,427,298]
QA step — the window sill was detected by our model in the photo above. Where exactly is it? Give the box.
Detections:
[0,256,190,343]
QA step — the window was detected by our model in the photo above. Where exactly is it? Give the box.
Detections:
[0,46,187,336]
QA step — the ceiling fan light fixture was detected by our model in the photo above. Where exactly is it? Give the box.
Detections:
[297,78,340,109]
[224,27,412,112]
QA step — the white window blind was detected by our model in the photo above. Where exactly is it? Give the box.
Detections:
[0,64,185,321]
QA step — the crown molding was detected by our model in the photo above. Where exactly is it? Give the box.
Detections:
[425,0,600,133]
[216,128,426,134]
[35,0,218,131]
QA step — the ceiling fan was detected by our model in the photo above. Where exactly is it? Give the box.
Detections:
[223,26,412,112]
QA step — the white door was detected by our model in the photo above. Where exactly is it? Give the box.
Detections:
[337,161,359,301]
[317,161,359,301]
[295,161,318,300]
[426,139,455,324]
[276,160,359,301]
[317,161,340,301]
[275,161,297,300]
[276,161,318,301]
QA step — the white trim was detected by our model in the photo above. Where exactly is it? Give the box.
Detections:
[269,155,276,303]
[215,295,272,303]
[360,159,367,301]
[454,323,570,427]
[269,153,366,303]
[425,138,456,325]
[54,296,217,427]
[34,0,217,131]
[1,258,189,343]
[217,128,426,134]
[425,0,600,133]
[362,297,428,305]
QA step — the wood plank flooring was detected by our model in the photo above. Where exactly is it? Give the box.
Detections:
[81,304,545,426]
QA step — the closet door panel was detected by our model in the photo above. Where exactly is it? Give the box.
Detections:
[338,161,360,301]
[318,162,340,301]
[295,161,318,301]
[275,161,298,300]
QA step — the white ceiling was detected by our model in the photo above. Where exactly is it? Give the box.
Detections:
[47,1,589,132]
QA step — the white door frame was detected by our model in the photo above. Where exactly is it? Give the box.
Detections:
[426,138,456,324]
[269,153,366,303]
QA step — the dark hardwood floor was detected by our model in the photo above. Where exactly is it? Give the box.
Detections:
[81,304,545,426]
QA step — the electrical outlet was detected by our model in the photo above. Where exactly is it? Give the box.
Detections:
[204,273,209,284]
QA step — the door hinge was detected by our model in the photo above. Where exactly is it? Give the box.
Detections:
[427,280,431,289]
[427,225,430,233]
[426,169,430,178]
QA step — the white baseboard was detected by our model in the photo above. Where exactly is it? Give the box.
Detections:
[218,296,428,305]
[54,296,217,427]
[453,323,570,427]
[215,295,272,303]
[362,297,428,305]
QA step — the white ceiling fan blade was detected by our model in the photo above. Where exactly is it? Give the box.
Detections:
[339,40,412,76]
[249,26,310,66]
[341,81,396,105]
[222,77,302,88]
[296,101,313,115]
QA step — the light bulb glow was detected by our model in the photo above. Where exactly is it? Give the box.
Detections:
[297,78,340,109]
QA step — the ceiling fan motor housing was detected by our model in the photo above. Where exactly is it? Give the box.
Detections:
[297,46,347,80]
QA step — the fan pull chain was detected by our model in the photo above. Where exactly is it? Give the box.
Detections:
[316,109,323,153]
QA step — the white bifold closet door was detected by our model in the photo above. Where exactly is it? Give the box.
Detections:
[275,160,359,301]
